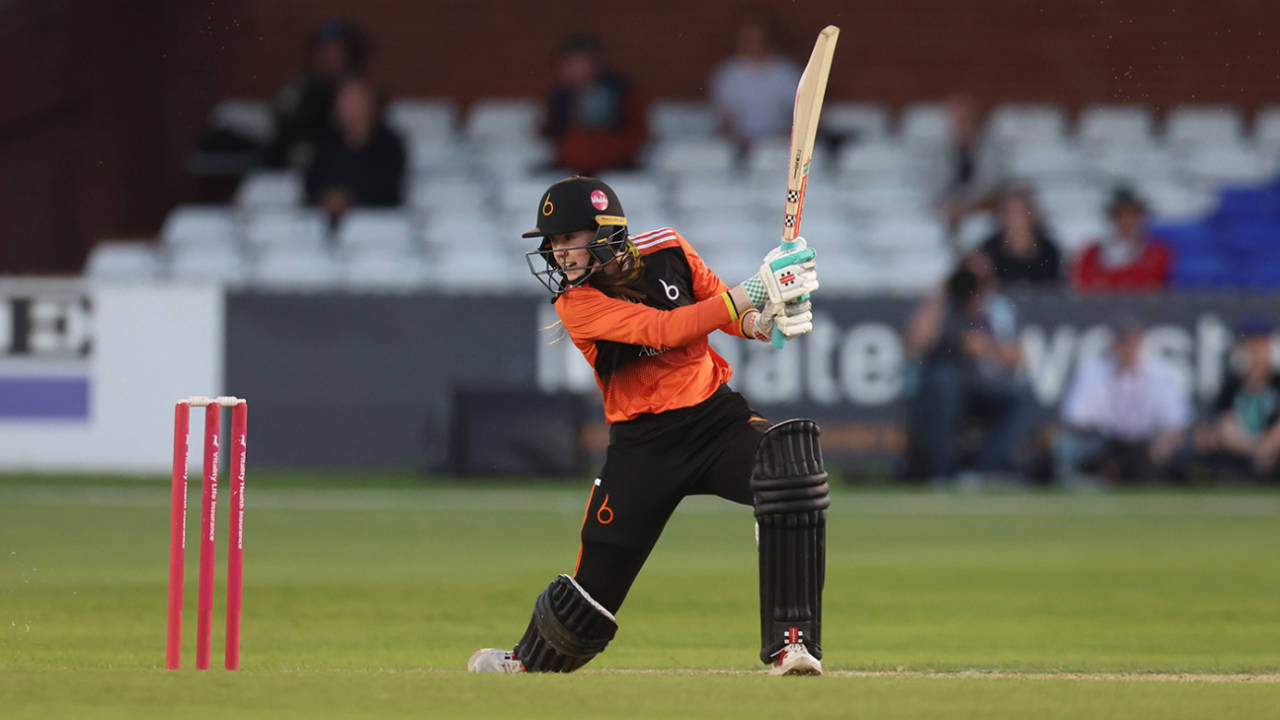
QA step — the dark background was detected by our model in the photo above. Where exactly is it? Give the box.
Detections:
[4,0,1280,273]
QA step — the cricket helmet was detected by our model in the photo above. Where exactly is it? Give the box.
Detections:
[523,176,631,294]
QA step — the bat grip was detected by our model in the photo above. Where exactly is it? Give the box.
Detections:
[770,237,801,348]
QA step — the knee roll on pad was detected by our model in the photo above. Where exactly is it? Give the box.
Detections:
[514,574,618,673]
[752,419,828,664]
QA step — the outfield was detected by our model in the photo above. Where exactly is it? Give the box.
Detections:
[3,474,1279,718]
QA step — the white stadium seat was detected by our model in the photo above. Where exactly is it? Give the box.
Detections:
[1077,104,1155,147]
[168,243,246,284]
[862,216,948,253]
[466,100,543,143]
[407,139,470,174]
[952,211,999,253]
[844,180,933,219]
[837,141,914,184]
[243,209,328,251]
[210,99,274,143]
[1134,180,1219,221]
[84,242,162,279]
[335,210,417,256]
[669,178,768,223]
[1253,105,1280,152]
[251,247,341,288]
[472,137,555,177]
[649,101,716,139]
[1046,214,1109,257]
[408,175,490,215]
[898,102,950,148]
[821,102,890,142]
[1165,105,1244,148]
[343,252,433,289]
[595,172,665,212]
[1004,140,1088,182]
[1035,183,1109,221]
[647,138,736,176]
[1180,142,1278,187]
[160,206,238,251]
[1084,140,1175,184]
[422,215,501,251]
[986,103,1068,144]
[235,171,303,211]
[386,99,458,143]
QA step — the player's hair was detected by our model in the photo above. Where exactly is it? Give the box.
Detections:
[588,250,647,301]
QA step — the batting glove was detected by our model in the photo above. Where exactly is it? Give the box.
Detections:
[741,237,819,307]
[752,298,814,340]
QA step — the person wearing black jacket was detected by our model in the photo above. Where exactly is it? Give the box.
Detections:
[979,186,1062,287]
[305,76,405,223]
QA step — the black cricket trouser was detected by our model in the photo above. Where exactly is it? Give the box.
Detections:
[572,385,767,614]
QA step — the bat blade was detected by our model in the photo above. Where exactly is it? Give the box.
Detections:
[782,25,839,245]
[772,25,838,349]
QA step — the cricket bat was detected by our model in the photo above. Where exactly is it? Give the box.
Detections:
[773,25,839,349]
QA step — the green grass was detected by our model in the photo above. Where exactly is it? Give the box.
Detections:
[3,475,1280,718]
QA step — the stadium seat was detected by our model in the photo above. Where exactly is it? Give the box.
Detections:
[422,215,502,251]
[862,216,947,253]
[1180,143,1277,187]
[407,139,470,175]
[1253,105,1280,152]
[498,173,575,219]
[472,137,555,177]
[986,103,1068,145]
[210,99,275,143]
[1135,180,1218,221]
[1046,214,1109,257]
[1165,105,1244,148]
[649,101,716,139]
[1035,183,1109,221]
[160,205,239,251]
[84,242,163,279]
[837,140,914,184]
[235,171,304,211]
[343,252,434,290]
[1084,141,1175,184]
[251,247,341,288]
[952,211,998,252]
[821,102,890,143]
[844,180,932,220]
[1077,104,1155,148]
[877,250,952,294]
[407,174,489,216]
[669,178,768,223]
[1005,139,1088,183]
[745,138,832,184]
[243,209,328,251]
[386,99,458,144]
[168,243,246,284]
[647,138,736,177]
[335,210,417,256]
[898,102,950,149]
[465,99,543,143]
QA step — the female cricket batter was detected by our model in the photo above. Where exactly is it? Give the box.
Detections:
[468,176,829,676]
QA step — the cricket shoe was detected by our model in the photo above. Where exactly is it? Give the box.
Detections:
[467,648,525,673]
[771,643,823,676]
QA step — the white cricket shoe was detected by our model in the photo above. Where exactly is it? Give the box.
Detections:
[467,648,525,673]
[771,643,823,676]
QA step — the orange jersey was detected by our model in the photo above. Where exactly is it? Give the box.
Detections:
[554,227,748,423]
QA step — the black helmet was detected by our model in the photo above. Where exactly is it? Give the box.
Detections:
[524,176,631,294]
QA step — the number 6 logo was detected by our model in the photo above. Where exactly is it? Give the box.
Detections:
[658,278,680,301]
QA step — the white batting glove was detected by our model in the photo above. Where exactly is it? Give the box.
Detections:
[740,239,819,308]
[751,299,814,340]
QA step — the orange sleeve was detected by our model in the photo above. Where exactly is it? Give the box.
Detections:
[557,284,734,349]
[675,233,749,339]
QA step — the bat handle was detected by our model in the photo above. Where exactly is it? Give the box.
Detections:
[770,237,801,348]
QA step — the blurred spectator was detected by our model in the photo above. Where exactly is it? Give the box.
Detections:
[1073,188,1173,292]
[979,186,1062,287]
[709,8,800,151]
[1205,318,1280,478]
[942,94,1003,227]
[1057,318,1191,484]
[904,252,1034,482]
[305,76,405,223]
[266,20,368,170]
[544,32,648,176]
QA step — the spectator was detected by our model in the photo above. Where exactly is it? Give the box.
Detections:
[709,8,800,151]
[942,94,1003,227]
[979,186,1062,287]
[1073,187,1173,292]
[265,19,368,169]
[305,76,405,224]
[544,33,648,176]
[904,252,1034,483]
[1207,318,1280,478]
[1057,317,1191,484]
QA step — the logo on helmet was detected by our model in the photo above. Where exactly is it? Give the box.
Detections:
[541,194,554,216]
[589,190,609,211]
